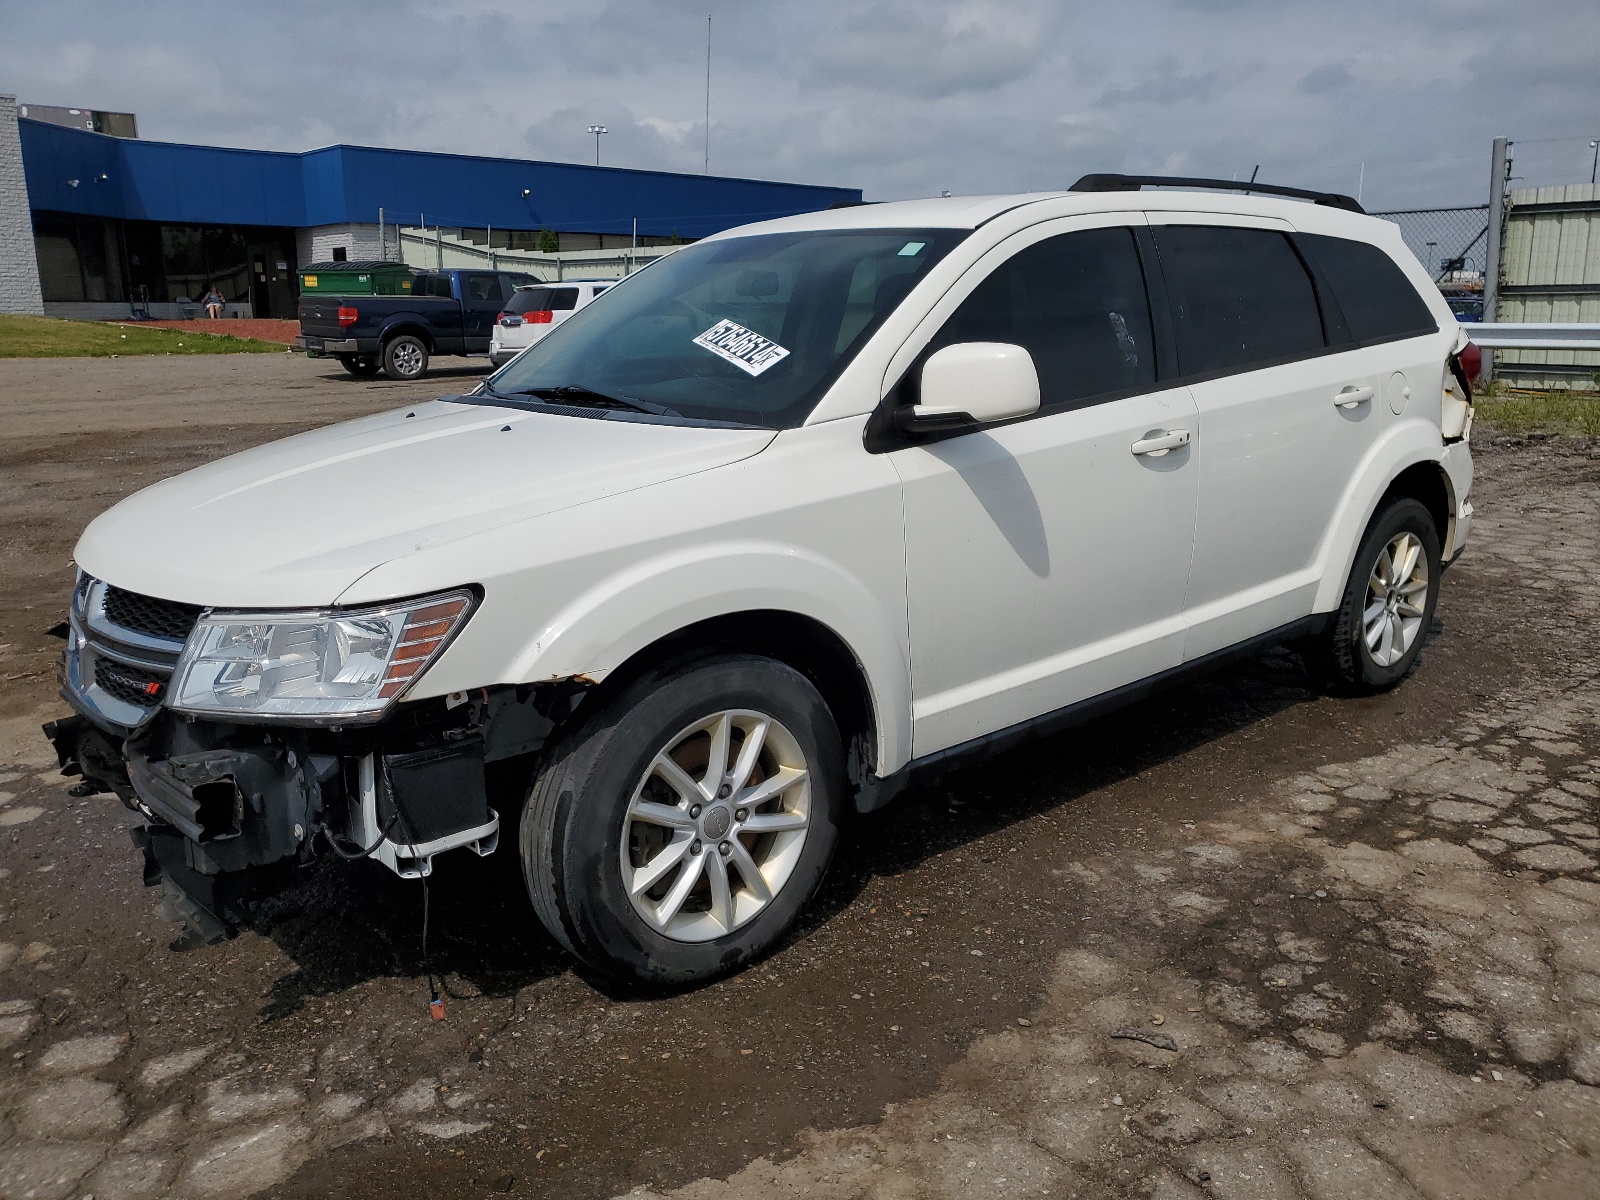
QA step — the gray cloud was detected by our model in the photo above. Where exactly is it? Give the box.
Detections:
[2,0,1597,212]
[1299,63,1353,95]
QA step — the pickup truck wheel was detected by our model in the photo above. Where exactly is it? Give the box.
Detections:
[521,654,844,987]
[1301,496,1440,694]
[338,354,381,378]
[381,335,429,380]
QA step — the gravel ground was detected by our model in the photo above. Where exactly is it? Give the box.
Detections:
[0,355,1596,1199]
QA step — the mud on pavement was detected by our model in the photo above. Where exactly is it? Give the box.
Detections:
[0,368,1596,1200]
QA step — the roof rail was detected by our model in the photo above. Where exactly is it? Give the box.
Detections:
[1070,173,1365,214]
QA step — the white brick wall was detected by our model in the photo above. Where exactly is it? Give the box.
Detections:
[0,95,45,315]
[295,223,384,267]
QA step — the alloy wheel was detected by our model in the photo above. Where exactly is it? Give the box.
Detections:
[392,341,423,375]
[1363,530,1428,667]
[620,709,811,943]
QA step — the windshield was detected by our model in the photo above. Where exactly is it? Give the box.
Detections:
[484,229,966,428]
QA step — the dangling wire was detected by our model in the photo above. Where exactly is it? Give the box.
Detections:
[423,873,444,1020]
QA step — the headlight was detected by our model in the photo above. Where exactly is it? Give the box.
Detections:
[169,590,475,722]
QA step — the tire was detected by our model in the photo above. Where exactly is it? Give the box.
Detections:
[338,354,381,378]
[381,335,429,380]
[521,654,844,987]
[1301,496,1441,694]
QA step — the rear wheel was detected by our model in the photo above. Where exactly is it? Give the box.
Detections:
[381,335,429,380]
[1302,496,1441,693]
[337,354,380,378]
[521,654,844,987]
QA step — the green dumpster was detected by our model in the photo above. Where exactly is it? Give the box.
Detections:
[298,261,415,295]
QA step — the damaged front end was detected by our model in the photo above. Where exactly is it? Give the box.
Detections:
[44,575,563,945]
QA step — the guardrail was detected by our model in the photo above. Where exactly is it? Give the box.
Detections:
[1464,323,1600,351]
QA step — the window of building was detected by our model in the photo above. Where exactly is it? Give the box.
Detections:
[332,246,347,262]
[1151,225,1326,377]
[32,212,125,303]
[929,225,1156,410]
[1296,233,1438,346]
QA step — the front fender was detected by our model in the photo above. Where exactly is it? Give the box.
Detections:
[1311,417,1451,612]
[506,540,913,777]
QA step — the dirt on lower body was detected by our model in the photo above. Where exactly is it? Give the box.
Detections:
[0,353,1596,1200]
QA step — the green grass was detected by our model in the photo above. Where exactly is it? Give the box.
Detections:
[1474,385,1600,438]
[0,314,284,358]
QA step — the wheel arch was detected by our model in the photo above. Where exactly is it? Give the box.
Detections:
[1311,422,1454,612]
[573,610,882,806]
[379,320,434,352]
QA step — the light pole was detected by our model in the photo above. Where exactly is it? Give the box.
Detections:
[588,125,608,166]
[1590,140,1598,186]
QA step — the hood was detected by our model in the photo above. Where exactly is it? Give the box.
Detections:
[75,400,776,608]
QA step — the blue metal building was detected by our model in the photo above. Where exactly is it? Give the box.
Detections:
[15,117,860,319]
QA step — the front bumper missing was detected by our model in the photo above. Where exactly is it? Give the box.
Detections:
[43,699,507,943]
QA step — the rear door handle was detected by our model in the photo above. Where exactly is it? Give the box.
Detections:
[1130,428,1192,456]
[1334,385,1374,408]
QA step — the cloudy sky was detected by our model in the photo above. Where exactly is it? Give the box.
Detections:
[4,0,1598,211]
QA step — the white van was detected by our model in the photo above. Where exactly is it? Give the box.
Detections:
[488,280,613,366]
[47,175,1476,986]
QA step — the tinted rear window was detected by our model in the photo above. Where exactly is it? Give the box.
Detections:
[1297,233,1438,345]
[414,273,453,298]
[929,225,1156,410]
[466,273,506,303]
[507,286,579,314]
[1152,225,1326,376]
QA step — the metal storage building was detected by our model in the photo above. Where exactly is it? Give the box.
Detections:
[1495,183,1600,389]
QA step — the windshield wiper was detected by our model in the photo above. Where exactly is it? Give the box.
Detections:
[522,385,680,418]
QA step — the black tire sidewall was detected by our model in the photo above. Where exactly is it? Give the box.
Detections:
[1340,497,1441,689]
[382,335,428,380]
[529,656,843,986]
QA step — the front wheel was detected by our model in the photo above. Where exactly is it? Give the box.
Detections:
[521,655,844,987]
[381,335,429,380]
[1301,495,1441,693]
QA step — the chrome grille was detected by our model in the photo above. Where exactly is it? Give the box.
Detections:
[102,586,203,643]
[65,576,194,731]
[93,657,165,708]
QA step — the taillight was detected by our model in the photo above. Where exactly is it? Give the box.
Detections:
[526,310,553,324]
[336,305,358,328]
[494,311,505,323]
[1455,342,1482,396]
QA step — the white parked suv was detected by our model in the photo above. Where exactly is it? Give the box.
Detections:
[488,279,613,366]
[45,175,1476,985]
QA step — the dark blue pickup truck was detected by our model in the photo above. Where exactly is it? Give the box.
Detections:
[295,267,539,379]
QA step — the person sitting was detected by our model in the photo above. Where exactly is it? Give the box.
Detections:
[201,286,225,319]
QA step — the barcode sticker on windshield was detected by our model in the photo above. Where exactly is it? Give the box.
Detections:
[693,319,790,376]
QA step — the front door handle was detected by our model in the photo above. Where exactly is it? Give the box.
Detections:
[1334,385,1375,409]
[1130,428,1192,456]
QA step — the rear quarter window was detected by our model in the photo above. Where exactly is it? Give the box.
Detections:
[1296,233,1439,345]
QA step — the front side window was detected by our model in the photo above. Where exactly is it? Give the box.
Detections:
[927,225,1156,411]
[1152,225,1325,376]
[486,229,966,428]
[1296,233,1438,345]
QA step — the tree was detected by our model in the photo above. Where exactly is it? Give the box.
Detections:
[537,228,559,254]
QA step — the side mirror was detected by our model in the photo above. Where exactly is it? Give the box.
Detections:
[897,342,1041,433]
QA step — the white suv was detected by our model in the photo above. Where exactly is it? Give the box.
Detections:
[46,175,1476,985]
[487,280,612,366]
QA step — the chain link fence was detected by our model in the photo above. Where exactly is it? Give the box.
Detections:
[1369,205,1489,282]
